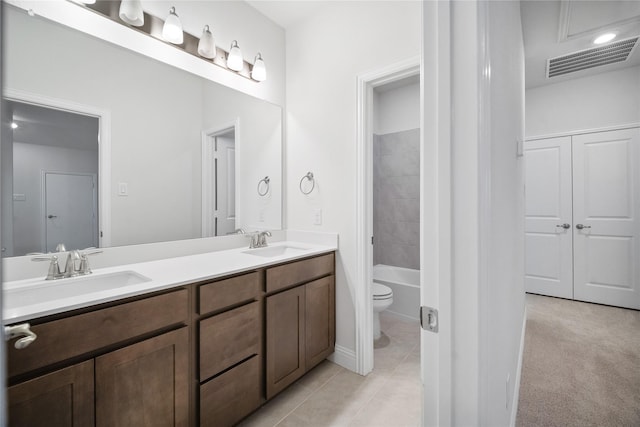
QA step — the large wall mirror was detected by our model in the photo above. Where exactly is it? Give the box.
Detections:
[1,5,282,257]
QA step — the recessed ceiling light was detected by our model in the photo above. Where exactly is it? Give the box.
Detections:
[594,33,616,45]
[11,122,18,129]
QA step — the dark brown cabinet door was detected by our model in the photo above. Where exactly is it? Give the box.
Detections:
[305,276,335,369]
[95,327,189,427]
[8,359,94,427]
[265,286,305,399]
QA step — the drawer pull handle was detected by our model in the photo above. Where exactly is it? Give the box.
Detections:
[5,323,37,349]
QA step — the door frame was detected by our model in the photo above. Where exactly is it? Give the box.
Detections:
[3,88,112,248]
[41,171,98,252]
[355,56,420,377]
[201,119,239,237]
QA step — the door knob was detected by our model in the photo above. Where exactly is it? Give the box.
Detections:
[556,223,571,229]
[576,224,591,230]
[47,215,57,219]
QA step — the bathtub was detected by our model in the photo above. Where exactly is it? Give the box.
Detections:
[373,264,420,321]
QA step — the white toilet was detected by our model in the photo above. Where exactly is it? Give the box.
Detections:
[373,282,393,340]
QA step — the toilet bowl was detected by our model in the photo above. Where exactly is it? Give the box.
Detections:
[373,282,393,340]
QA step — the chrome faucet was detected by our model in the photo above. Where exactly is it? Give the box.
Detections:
[247,230,271,248]
[64,250,81,278]
[31,248,102,280]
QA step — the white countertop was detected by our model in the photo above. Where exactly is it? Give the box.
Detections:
[3,240,336,325]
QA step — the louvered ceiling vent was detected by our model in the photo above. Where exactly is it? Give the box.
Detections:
[547,36,639,78]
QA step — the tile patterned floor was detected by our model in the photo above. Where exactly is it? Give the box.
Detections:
[241,312,421,427]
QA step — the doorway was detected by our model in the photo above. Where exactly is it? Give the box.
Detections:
[202,121,238,237]
[2,91,110,255]
[355,59,421,379]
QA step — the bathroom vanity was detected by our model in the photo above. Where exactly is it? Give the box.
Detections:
[4,247,336,426]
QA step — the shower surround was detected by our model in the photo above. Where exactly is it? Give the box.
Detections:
[373,128,420,270]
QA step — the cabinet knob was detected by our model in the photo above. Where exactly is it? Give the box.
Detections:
[556,223,571,229]
[576,224,591,230]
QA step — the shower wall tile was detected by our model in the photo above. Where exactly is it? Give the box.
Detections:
[373,128,420,269]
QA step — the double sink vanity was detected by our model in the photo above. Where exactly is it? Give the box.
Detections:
[3,238,337,426]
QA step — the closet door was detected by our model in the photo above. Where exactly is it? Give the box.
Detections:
[524,136,574,299]
[572,128,640,310]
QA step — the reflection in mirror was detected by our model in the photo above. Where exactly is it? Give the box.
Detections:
[2,5,282,257]
[6,101,99,256]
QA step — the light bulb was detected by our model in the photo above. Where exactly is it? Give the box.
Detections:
[251,53,267,82]
[198,25,217,59]
[227,40,243,71]
[119,0,144,27]
[162,7,183,45]
[11,122,18,129]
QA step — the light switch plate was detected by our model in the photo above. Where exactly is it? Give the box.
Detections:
[313,208,322,225]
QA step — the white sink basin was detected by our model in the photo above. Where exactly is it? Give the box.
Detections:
[242,245,309,258]
[4,271,151,310]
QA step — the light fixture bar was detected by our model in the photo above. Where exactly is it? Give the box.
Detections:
[80,0,256,80]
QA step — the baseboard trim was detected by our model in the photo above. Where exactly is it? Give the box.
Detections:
[328,344,357,373]
[510,307,527,427]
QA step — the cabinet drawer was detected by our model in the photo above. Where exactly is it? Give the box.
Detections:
[199,271,260,314]
[199,301,261,381]
[200,355,261,427]
[266,252,334,293]
[7,289,188,379]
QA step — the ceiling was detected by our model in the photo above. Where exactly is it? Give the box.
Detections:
[247,1,640,90]
[521,0,640,89]
[9,101,99,151]
[246,1,331,30]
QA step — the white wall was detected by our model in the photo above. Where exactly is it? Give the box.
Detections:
[483,1,526,425]
[285,1,421,363]
[373,81,420,135]
[12,142,98,255]
[526,66,640,137]
[447,1,526,424]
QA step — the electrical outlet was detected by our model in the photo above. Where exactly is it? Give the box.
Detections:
[258,208,265,222]
[313,208,322,225]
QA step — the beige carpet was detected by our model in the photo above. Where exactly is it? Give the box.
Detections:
[517,294,640,427]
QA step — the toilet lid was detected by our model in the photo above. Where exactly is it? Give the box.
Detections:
[373,283,392,299]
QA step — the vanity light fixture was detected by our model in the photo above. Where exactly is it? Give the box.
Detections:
[119,0,144,27]
[68,1,266,82]
[227,40,244,71]
[251,53,267,82]
[198,25,217,59]
[593,32,616,45]
[162,7,184,45]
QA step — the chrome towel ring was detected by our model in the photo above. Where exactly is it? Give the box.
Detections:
[299,172,315,195]
[257,176,270,196]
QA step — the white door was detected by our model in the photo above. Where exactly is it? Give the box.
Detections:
[524,137,574,299]
[215,135,236,236]
[44,172,98,252]
[572,128,640,310]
